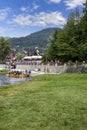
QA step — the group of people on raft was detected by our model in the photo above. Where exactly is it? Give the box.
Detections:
[8,69,31,78]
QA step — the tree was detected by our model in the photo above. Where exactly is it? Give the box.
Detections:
[16,52,24,60]
[46,2,87,62]
[0,37,11,62]
[80,0,87,41]
[46,9,82,62]
[79,0,87,60]
[46,30,59,61]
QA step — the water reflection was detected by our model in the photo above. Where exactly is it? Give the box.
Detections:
[0,75,30,86]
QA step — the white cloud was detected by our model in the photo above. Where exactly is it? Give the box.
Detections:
[30,3,39,12]
[33,12,66,26]
[20,7,27,12]
[12,15,32,25]
[20,3,39,13]
[33,3,39,10]
[0,27,5,33]
[65,0,85,9]
[49,0,61,3]
[0,8,10,21]
[11,11,66,27]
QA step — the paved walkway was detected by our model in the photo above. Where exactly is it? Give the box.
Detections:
[31,71,45,76]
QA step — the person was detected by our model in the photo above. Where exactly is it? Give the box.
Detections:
[44,68,46,73]
[25,69,28,74]
[28,70,31,77]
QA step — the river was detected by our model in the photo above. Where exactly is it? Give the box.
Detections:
[0,75,30,86]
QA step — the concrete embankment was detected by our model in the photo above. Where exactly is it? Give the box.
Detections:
[16,64,67,74]
[0,64,6,70]
[0,63,67,74]
[1,63,87,74]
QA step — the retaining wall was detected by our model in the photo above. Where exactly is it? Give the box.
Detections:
[16,64,67,73]
[1,64,87,74]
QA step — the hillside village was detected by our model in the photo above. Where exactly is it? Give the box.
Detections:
[4,28,58,62]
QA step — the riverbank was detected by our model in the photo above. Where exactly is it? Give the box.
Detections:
[0,73,87,130]
[1,63,87,75]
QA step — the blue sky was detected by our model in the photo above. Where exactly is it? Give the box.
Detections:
[0,0,85,37]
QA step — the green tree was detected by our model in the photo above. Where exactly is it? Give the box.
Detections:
[81,0,87,39]
[46,30,59,61]
[46,9,82,62]
[0,37,11,62]
[16,52,24,60]
[64,12,81,61]
[79,0,87,61]
[46,2,87,62]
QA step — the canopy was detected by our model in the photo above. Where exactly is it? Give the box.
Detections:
[23,55,42,60]
[23,56,32,60]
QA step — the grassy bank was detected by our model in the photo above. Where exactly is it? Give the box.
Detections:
[0,69,8,75]
[0,73,87,130]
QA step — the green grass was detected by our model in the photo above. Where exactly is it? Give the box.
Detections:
[0,73,87,130]
[0,69,8,75]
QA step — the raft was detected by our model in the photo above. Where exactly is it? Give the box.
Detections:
[7,69,31,78]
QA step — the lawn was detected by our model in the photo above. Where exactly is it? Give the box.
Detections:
[0,73,87,130]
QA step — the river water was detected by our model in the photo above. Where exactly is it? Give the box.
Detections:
[0,75,30,86]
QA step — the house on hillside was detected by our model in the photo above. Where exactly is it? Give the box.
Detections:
[7,53,16,61]
[23,47,43,63]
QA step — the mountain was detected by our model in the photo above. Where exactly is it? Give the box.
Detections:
[8,28,59,49]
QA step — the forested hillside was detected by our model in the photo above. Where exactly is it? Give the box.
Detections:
[8,28,59,49]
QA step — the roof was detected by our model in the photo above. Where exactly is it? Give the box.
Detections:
[23,55,42,60]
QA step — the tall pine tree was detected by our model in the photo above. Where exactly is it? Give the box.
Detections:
[45,1,87,62]
[80,0,87,60]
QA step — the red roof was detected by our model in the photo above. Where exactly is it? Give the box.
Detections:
[7,53,16,60]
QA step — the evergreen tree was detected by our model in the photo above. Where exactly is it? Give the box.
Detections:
[80,0,87,60]
[46,1,87,62]
[46,30,59,61]
[0,38,11,62]
[46,10,81,62]
[81,0,87,41]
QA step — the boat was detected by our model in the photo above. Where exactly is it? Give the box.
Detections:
[7,69,31,78]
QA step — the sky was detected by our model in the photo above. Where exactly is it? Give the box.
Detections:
[0,0,86,37]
